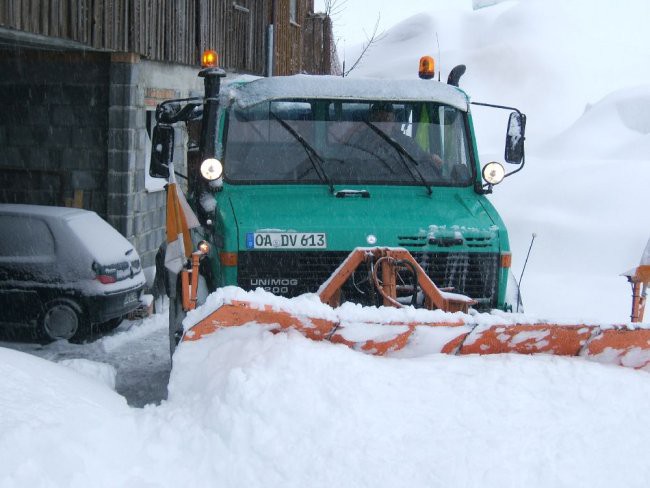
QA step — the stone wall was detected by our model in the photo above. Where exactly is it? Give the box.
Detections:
[106,55,203,269]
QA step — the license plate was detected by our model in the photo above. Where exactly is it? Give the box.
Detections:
[123,291,138,305]
[246,232,327,249]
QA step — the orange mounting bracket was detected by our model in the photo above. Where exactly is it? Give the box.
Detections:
[181,252,202,311]
[317,248,475,313]
[628,265,649,323]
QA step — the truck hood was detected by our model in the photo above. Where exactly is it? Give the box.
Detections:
[225,185,503,253]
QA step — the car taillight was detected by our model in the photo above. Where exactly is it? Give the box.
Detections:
[96,274,117,284]
[92,261,118,284]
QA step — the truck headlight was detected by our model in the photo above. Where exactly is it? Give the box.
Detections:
[482,162,505,185]
[201,158,223,181]
[198,240,210,254]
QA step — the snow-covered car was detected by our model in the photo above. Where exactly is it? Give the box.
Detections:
[0,204,146,341]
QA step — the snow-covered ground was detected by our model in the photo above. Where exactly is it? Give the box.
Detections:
[2,1,650,486]
[0,313,170,408]
[4,313,650,487]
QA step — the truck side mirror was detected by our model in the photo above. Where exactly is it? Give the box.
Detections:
[149,125,174,179]
[505,111,526,164]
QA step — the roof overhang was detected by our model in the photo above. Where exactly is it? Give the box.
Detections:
[0,26,102,52]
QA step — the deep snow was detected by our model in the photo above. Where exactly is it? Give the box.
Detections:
[0,314,170,408]
[5,321,650,488]
[2,1,650,487]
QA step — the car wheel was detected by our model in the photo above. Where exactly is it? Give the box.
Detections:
[39,299,87,342]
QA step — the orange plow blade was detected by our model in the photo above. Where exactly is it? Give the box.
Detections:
[585,328,650,369]
[182,293,650,372]
[459,324,596,356]
[179,245,650,371]
[184,300,337,342]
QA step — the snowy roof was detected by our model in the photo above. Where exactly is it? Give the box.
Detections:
[222,75,470,112]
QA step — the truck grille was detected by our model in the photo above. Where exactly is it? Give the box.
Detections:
[411,252,499,308]
[237,251,499,310]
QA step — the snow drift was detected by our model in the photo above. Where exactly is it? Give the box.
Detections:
[5,322,650,487]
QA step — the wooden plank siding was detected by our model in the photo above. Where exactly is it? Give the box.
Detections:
[0,0,332,75]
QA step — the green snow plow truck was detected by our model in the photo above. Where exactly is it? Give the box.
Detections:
[150,52,527,351]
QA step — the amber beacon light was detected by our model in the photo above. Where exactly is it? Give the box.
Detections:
[202,50,219,68]
[418,56,435,79]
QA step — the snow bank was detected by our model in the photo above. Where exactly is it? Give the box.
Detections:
[165,326,650,486]
[57,358,117,390]
[100,312,168,353]
[7,324,650,487]
[0,348,135,488]
[546,85,650,160]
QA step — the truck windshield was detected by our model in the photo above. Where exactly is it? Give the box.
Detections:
[224,99,473,186]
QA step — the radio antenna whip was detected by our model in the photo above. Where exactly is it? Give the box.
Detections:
[516,233,537,312]
[436,32,441,81]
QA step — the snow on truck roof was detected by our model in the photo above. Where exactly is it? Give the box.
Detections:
[222,74,470,112]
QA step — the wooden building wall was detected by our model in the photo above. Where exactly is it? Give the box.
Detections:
[274,0,309,75]
[0,0,332,75]
[302,12,335,76]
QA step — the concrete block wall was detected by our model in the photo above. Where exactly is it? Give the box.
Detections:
[0,48,109,213]
[107,55,202,269]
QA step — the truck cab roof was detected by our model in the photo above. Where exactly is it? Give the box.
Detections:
[222,74,470,112]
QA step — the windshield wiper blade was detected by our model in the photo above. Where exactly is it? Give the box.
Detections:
[270,112,335,194]
[363,120,432,196]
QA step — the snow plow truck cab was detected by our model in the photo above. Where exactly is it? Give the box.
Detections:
[149,52,528,352]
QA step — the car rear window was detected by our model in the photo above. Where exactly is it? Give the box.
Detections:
[0,215,55,257]
[64,213,133,265]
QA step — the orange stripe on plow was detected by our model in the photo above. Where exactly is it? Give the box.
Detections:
[585,328,650,369]
[459,324,595,356]
[183,301,337,342]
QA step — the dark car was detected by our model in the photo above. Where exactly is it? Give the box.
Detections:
[0,204,146,341]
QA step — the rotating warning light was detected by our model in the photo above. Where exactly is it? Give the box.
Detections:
[418,56,435,80]
[202,50,219,68]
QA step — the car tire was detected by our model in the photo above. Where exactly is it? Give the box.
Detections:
[39,299,87,342]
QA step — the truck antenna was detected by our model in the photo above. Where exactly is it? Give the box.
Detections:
[436,32,441,81]
[517,232,537,312]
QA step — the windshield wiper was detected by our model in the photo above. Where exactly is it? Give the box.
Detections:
[363,120,433,196]
[270,112,335,194]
